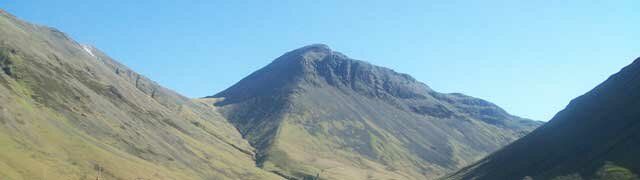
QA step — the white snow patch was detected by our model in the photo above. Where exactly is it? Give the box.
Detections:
[82,45,95,57]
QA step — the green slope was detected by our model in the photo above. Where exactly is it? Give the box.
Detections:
[0,10,281,180]
[209,44,543,179]
[447,58,640,180]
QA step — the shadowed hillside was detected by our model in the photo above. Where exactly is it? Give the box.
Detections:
[447,58,640,180]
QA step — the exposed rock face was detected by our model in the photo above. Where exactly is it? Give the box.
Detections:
[210,44,542,179]
[0,10,281,180]
[448,58,640,180]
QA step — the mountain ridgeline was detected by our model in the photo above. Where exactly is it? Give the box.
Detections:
[0,9,548,180]
[448,58,640,180]
[209,44,542,179]
[0,10,281,180]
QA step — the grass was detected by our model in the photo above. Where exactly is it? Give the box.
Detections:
[594,162,639,180]
[0,10,283,180]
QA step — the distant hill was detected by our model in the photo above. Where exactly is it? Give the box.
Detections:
[447,58,640,180]
[208,44,542,179]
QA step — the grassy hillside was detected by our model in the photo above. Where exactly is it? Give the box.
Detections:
[211,44,542,179]
[0,10,281,180]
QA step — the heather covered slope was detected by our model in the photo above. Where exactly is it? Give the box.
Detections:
[209,44,542,179]
[0,10,280,180]
[447,58,640,180]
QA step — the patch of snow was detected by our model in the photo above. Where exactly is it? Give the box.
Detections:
[82,45,95,57]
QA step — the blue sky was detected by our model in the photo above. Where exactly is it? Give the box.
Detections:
[3,0,639,121]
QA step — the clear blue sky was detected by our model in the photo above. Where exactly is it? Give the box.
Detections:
[3,0,639,121]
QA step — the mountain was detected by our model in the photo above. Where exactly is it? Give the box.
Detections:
[447,59,640,180]
[0,10,281,179]
[208,44,543,179]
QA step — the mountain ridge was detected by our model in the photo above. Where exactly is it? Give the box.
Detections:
[0,9,281,180]
[210,44,542,179]
[0,8,544,180]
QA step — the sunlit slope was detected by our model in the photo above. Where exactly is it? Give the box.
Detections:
[210,44,543,179]
[0,10,281,180]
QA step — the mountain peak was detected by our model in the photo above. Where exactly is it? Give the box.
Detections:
[211,45,542,179]
[213,44,428,103]
[294,43,332,53]
[272,43,335,66]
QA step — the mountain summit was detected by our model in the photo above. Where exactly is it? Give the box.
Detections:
[209,44,542,179]
[0,9,540,179]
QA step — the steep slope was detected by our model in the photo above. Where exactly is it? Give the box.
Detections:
[0,10,281,179]
[209,44,543,179]
[447,58,640,180]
